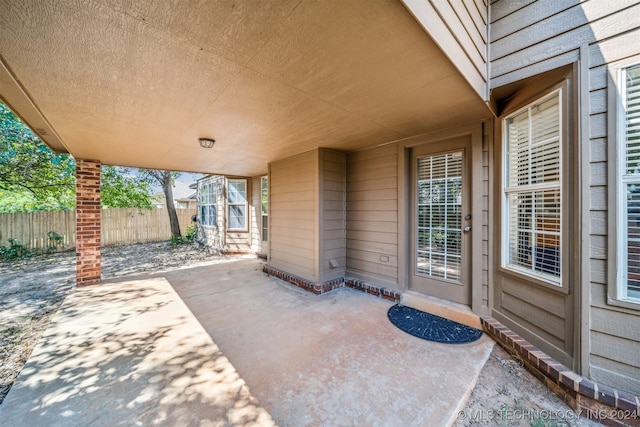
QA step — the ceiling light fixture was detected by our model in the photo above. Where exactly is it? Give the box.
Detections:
[199,137,215,148]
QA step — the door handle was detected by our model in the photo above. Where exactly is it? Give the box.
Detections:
[463,226,472,233]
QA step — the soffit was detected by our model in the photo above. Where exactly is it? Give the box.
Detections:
[0,0,490,176]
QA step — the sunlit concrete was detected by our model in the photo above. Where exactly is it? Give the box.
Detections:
[0,258,494,426]
[166,258,495,426]
[0,271,275,426]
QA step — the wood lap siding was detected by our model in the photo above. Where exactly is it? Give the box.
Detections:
[250,176,263,255]
[589,22,640,394]
[490,0,640,88]
[403,0,488,99]
[491,0,640,394]
[269,152,317,280]
[320,150,346,282]
[346,144,399,289]
[197,175,225,249]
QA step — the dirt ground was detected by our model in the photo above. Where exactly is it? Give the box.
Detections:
[0,242,600,426]
[455,344,599,426]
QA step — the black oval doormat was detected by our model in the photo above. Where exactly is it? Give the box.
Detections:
[387,304,483,344]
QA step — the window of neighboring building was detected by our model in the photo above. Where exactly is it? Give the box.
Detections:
[199,181,217,227]
[614,62,640,305]
[502,89,563,286]
[227,178,247,231]
[261,176,268,242]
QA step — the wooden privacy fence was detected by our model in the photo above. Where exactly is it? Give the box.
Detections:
[0,208,196,250]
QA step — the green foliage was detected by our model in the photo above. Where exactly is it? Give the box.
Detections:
[185,224,197,242]
[0,192,75,213]
[169,225,196,245]
[169,235,184,245]
[0,230,66,260]
[46,231,65,253]
[169,236,189,245]
[1,101,156,212]
[140,169,183,238]
[0,238,35,260]
[100,166,153,209]
[0,102,75,212]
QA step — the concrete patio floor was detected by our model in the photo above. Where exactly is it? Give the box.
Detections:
[0,257,494,426]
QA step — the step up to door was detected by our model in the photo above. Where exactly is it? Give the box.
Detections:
[401,291,481,330]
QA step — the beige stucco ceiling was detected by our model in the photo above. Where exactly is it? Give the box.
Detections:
[0,0,490,176]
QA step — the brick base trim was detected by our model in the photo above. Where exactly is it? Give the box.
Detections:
[344,278,402,303]
[262,265,401,303]
[219,250,255,256]
[482,317,640,426]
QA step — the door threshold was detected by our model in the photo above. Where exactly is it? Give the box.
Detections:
[402,291,481,330]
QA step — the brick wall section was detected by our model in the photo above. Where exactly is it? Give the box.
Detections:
[482,318,640,426]
[262,265,401,303]
[76,159,101,286]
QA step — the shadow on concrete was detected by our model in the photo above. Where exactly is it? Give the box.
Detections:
[1,257,495,426]
[0,276,275,426]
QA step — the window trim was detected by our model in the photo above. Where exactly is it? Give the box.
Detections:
[608,56,640,309]
[227,178,248,232]
[499,80,571,293]
[198,180,217,228]
[261,176,268,242]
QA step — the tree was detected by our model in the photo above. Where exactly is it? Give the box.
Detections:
[1,101,153,212]
[0,102,75,211]
[100,166,153,209]
[140,169,182,238]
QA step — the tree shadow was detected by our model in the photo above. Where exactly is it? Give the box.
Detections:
[0,277,276,426]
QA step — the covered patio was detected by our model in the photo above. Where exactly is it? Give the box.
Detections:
[0,257,494,426]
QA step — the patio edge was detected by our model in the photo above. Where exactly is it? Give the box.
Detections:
[481,317,640,426]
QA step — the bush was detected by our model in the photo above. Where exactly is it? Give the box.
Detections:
[169,235,183,245]
[185,224,197,242]
[0,230,65,260]
[46,231,65,253]
[0,238,35,260]
[169,225,198,246]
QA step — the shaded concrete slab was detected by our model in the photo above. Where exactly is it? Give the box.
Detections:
[1,257,493,426]
[165,259,495,427]
[0,274,275,427]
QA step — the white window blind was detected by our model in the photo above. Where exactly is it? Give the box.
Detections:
[621,63,640,300]
[416,152,463,282]
[227,179,247,230]
[503,90,562,284]
[199,182,217,227]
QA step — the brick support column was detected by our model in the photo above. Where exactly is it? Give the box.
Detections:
[76,159,101,285]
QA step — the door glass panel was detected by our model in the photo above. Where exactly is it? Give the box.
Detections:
[416,152,463,282]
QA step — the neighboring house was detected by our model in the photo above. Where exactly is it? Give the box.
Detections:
[151,181,198,209]
[195,175,267,257]
[2,0,639,417]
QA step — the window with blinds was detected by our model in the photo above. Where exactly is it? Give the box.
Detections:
[416,152,463,282]
[199,181,217,227]
[227,178,247,231]
[620,63,640,301]
[503,90,562,284]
